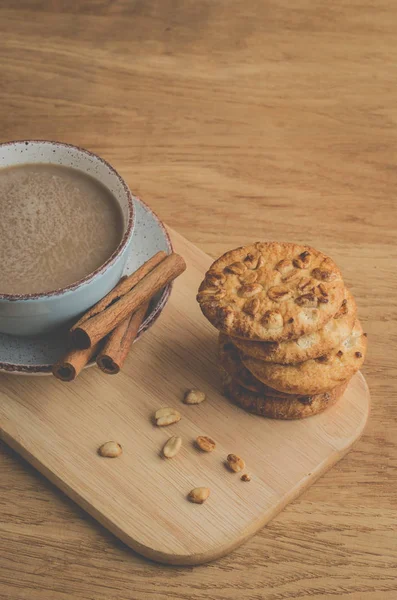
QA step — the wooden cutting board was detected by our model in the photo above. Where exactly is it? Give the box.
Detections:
[0,229,370,565]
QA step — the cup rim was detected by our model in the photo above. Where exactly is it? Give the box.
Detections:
[0,139,135,301]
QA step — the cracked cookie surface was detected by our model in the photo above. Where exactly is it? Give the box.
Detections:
[232,289,356,364]
[197,242,345,342]
[241,320,367,395]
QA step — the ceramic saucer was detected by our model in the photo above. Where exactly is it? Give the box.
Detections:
[0,196,172,375]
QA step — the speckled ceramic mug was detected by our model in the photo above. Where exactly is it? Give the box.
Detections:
[0,140,135,336]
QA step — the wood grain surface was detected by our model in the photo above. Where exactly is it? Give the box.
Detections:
[0,229,370,566]
[0,0,396,598]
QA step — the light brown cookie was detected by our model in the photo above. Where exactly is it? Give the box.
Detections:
[218,333,289,396]
[232,289,356,364]
[242,320,367,395]
[224,378,349,419]
[197,242,345,342]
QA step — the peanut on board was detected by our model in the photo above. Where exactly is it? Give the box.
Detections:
[98,441,122,458]
[196,436,216,452]
[188,487,210,504]
[184,389,206,405]
[162,436,182,458]
[154,407,181,426]
[227,453,245,473]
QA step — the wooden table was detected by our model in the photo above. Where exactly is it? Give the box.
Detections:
[0,2,396,598]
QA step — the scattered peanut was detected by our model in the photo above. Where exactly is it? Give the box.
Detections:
[98,441,122,458]
[196,436,216,452]
[184,389,206,405]
[162,436,182,458]
[154,407,181,426]
[227,453,245,473]
[156,413,181,427]
[188,487,210,504]
[241,473,251,482]
[155,407,179,420]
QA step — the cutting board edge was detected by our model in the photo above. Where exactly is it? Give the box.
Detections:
[0,372,370,565]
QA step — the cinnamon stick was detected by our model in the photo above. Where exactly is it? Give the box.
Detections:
[71,250,167,333]
[52,343,100,382]
[72,252,186,349]
[96,302,149,375]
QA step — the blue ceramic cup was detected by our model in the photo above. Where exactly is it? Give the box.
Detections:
[0,140,135,336]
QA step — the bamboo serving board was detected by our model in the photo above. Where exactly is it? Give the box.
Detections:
[0,230,370,565]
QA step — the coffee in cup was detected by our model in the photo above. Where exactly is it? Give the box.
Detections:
[0,163,124,294]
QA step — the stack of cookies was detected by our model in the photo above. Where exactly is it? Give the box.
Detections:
[197,242,367,419]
